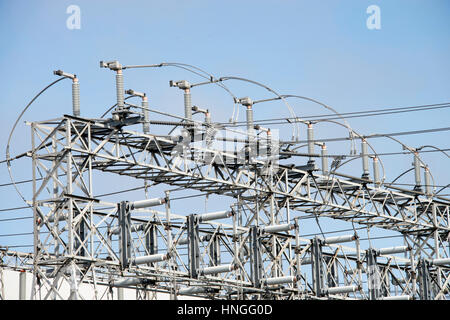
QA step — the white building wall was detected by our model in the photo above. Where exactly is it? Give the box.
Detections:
[1,269,202,300]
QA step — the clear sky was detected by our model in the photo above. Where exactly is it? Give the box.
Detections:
[0,0,449,252]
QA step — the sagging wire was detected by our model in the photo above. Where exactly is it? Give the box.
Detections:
[217,76,300,141]
[281,95,358,156]
[218,102,450,127]
[380,135,437,197]
[5,76,71,208]
[118,62,239,121]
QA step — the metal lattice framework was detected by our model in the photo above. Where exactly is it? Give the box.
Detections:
[26,113,449,300]
[2,61,449,300]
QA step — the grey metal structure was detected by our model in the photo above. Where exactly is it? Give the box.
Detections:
[2,61,449,300]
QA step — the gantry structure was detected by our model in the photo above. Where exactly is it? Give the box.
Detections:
[2,61,450,300]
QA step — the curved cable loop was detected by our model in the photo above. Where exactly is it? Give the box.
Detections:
[123,62,238,105]
[373,135,436,197]
[417,145,450,159]
[6,76,70,207]
[218,76,300,140]
[289,118,386,186]
[102,62,240,128]
[280,94,358,155]
[100,95,138,119]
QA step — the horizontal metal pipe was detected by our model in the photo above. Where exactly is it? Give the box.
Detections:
[263,275,298,286]
[378,246,410,255]
[391,277,407,285]
[132,253,168,265]
[111,278,142,287]
[177,235,210,245]
[300,257,312,265]
[262,223,295,234]
[45,213,68,223]
[177,237,189,245]
[344,268,360,276]
[178,286,206,295]
[327,285,359,295]
[131,197,166,209]
[198,210,233,222]
[432,258,450,267]
[380,295,411,301]
[323,234,357,245]
[110,223,145,235]
[199,264,236,275]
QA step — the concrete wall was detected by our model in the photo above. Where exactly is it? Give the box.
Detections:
[1,269,201,300]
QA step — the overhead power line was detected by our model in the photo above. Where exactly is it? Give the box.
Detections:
[219,102,450,127]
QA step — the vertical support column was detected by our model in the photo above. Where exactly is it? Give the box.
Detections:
[0,263,4,300]
[325,256,338,288]
[52,135,60,256]
[165,191,172,254]
[164,191,177,300]
[418,258,431,300]
[75,212,86,257]
[146,222,158,255]
[31,122,38,300]
[66,119,74,257]
[118,287,124,300]
[432,203,442,299]
[187,214,200,278]
[210,235,221,267]
[367,249,381,300]
[250,226,262,288]
[19,270,27,300]
[294,218,301,283]
[118,201,131,269]
[381,267,390,297]
[68,262,79,300]
[311,237,324,297]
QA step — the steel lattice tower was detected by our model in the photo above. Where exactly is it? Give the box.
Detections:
[5,61,450,300]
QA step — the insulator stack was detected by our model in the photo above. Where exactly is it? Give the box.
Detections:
[142,96,150,134]
[307,123,314,165]
[72,77,80,117]
[361,139,369,178]
[373,156,380,185]
[414,152,422,190]
[321,144,329,176]
[116,70,124,109]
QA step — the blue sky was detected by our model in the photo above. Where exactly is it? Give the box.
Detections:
[0,0,449,251]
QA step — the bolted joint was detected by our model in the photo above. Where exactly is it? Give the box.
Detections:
[100,60,122,71]
[237,97,253,107]
[169,80,191,90]
[192,105,208,114]
[125,89,146,98]
[53,70,76,80]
